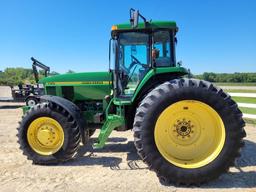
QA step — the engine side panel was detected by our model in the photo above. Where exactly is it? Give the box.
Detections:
[39,71,112,124]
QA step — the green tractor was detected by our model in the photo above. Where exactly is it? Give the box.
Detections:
[18,9,246,185]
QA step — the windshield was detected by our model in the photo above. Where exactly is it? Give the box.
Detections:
[118,32,150,96]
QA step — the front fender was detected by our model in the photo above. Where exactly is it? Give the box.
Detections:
[40,95,87,144]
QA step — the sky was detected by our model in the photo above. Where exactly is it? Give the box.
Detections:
[0,0,255,75]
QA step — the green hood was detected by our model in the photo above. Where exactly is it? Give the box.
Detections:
[39,71,112,85]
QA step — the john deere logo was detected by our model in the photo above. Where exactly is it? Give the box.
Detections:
[46,81,110,85]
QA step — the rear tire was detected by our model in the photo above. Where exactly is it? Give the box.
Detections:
[133,78,246,185]
[17,102,81,164]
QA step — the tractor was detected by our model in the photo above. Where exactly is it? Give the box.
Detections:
[18,9,246,185]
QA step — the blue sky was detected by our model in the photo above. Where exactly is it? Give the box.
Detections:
[0,0,255,74]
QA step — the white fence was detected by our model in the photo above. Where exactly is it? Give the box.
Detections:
[229,92,256,119]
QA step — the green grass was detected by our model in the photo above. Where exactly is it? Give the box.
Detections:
[224,89,256,93]
[244,118,256,125]
[231,94,256,125]
[232,97,256,103]
[214,82,256,86]
[239,107,256,115]
[214,83,256,125]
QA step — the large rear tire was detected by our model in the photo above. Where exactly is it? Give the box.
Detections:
[133,78,246,185]
[17,102,81,164]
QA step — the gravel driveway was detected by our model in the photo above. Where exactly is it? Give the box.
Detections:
[0,102,255,192]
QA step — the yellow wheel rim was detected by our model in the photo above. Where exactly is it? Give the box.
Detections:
[154,100,225,169]
[27,117,64,156]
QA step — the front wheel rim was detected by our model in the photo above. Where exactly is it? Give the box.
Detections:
[154,100,226,169]
[27,117,64,155]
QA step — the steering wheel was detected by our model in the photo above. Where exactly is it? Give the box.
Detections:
[130,55,147,70]
[119,55,147,79]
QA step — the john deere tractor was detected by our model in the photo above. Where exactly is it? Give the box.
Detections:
[18,9,246,185]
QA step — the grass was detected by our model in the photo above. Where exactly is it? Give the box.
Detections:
[232,97,256,103]
[214,82,256,86]
[244,118,256,125]
[239,107,256,115]
[212,83,256,124]
[224,89,256,93]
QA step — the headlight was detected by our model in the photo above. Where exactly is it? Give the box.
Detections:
[38,83,44,88]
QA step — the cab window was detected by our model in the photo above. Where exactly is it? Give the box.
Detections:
[153,31,172,67]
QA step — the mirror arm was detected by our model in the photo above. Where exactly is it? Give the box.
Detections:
[130,8,148,28]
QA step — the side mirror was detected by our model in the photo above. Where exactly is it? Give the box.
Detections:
[177,61,182,67]
[109,39,118,71]
[130,9,139,28]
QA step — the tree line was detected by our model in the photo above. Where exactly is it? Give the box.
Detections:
[193,72,256,83]
[0,68,74,86]
[0,68,255,86]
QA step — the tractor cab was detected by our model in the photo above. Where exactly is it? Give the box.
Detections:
[111,10,178,98]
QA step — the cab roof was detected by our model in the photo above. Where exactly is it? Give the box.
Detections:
[112,21,178,31]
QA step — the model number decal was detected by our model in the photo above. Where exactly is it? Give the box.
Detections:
[46,81,111,85]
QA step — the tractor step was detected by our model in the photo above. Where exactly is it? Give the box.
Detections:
[93,114,124,149]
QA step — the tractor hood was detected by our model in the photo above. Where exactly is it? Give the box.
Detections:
[39,71,112,85]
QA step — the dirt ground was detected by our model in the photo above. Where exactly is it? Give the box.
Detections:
[0,102,256,192]
[0,86,12,99]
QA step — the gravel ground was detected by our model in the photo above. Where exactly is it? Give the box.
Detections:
[0,102,255,192]
[0,86,12,97]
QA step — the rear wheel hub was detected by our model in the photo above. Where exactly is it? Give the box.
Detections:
[154,100,226,169]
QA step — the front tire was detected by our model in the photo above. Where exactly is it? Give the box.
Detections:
[88,129,96,137]
[133,78,246,185]
[17,102,81,164]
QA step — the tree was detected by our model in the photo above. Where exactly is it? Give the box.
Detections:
[195,72,256,83]
[0,67,60,86]
[66,70,75,74]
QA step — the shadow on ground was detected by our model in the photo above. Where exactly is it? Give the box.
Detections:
[201,139,256,188]
[61,137,142,170]
[0,105,24,109]
[59,137,256,188]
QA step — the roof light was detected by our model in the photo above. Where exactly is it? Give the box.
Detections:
[111,25,118,30]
